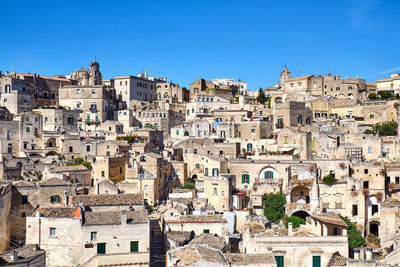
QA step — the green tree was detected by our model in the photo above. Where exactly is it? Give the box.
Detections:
[180,181,195,189]
[285,216,306,228]
[368,93,378,100]
[373,121,397,136]
[263,193,286,223]
[257,87,267,104]
[67,157,92,169]
[322,174,337,185]
[378,91,393,100]
[339,215,366,249]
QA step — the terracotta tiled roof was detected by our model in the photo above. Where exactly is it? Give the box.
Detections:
[69,193,143,206]
[225,253,276,265]
[168,244,228,266]
[33,207,77,218]
[166,214,226,223]
[84,210,148,225]
[328,252,347,266]
[312,213,347,228]
[166,231,193,243]
[189,234,226,250]
[40,177,70,186]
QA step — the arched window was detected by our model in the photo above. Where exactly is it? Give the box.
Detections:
[184,131,189,136]
[370,114,374,119]
[220,130,226,138]
[241,174,250,184]
[187,109,190,115]
[348,86,353,90]
[158,94,162,100]
[336,87,341,91]
[298,82,302,89]
[265,171,274,179]
[140,156,146,162]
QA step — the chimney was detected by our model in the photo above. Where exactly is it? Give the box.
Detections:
[11,250,18,262]
[288,222,293,236]
[365,247,373,260]
[353,248,360,259]
[121,210,127,225]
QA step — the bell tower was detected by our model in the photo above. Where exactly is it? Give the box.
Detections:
[280,65,291,85]
[89,61,102,86]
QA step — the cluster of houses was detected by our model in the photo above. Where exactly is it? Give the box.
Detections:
[1,63,400,266]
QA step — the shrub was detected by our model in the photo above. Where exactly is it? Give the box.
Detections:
[340,215,366,249]
[67,157,92,169]
[322,174,337,185]
[180,181,195,190]
[284,216,305,228]
[263,193,286,224]
[373,121,398,136]
[368,93,378,100]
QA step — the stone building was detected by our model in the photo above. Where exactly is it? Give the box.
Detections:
[0,183,11,253]
[156,81,189,103]
[26,207,150,267]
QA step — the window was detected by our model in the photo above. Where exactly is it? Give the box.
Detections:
[396,177,400,184]
[284,136,288,144]
[90,232,97,241]
[363,181,369,189]
[5,84,11,93]
[87,145,90,152]
[194,149,197,154]
[265,171,274,179]
[213,188,217,196]
[140,156,146,162]
[92,89,96,94]
[275,256,284,267]
[130,241,139,252]
[69,146,73,152]
[7,130,11,140]
[176,130,179,135]
[203,229,210,233]
[76,89,81,94]
[364,169,368,174]
[205,168,209,176]
[297,115,303,124]
[26,127,30,133]
[352,205,358,216]
[119,167,123,174]
[97,243,106,254]
[370,114,374,119]
[50,195,60,203]
[372,204,379,215]
[247,143,253,152]
[241,174,250,184]
[49,228,56,236]
[212,168,219,176]
[368,147,372,153]
[312,256,321,267]
[101,171,105,177]
[21,195,28,204]
[333,227,339,236]
[336,87,340,91]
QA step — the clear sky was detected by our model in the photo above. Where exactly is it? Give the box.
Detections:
[1,0,399,89]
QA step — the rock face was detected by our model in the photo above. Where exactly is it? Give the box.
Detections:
[244,215,269,231]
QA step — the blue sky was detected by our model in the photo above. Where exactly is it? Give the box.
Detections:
[1,0,399,89]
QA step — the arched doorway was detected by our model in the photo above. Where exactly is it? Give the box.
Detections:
[292,210,310,220]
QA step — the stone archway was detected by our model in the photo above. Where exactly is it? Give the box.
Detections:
[370,221,380,237]
[291,210,310,220]
[290,186,310,204]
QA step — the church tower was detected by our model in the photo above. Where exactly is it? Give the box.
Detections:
[280,65,291,85]
[89,61,102,86]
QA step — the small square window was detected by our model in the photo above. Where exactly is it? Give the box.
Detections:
[49,228,56,236]
[91,232,97,241]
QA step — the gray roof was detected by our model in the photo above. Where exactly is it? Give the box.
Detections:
[189,234,226,250]
[0,245,45,265]
[69,193,143,206]
[84,210,148,225]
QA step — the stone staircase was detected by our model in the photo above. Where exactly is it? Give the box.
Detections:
[150,218,165,267]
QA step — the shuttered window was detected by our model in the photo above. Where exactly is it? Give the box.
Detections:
[275,256,284,267]
[130,241,139,252]
[241,174,250,184]
[97,243,106,254]
[312,256,321,267]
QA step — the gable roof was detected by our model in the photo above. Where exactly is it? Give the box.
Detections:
[40,177,70,186]
[69,193,143,206]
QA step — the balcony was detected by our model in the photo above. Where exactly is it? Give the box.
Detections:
[89,108,98,113]
[86,120,100,125]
